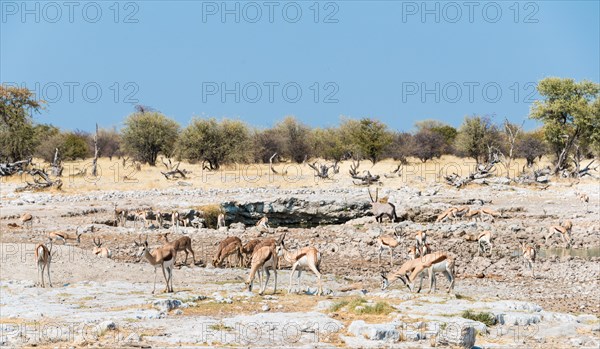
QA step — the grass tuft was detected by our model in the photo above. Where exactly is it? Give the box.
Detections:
[460,310,496,326]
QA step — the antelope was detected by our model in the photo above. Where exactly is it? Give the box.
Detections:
[217,213,226,229]
[114,205,128,227]
[241,239,262,267]
[478,231,493,255]
[435,207,456,223]
[134,235,177,293]
[452,206,470,221]
[546,220,573,247]
[154,210,164,228]
[171,211,182,231]
[256,216,270,232]
[276,232,323,296]
[212,236,243,268]
[158,232,195,266]
[35,240,53,287]
[246,244,279,295]
[480,208,501,223]
[521,242,536,278]
[134,209,148,229]
[92,237,112,258]
[408,243,432,260]
[377,227,402,266]
[575,192,589,203]
[368,188,397,223]
[381,252,455,293]
[20,213,35,229]
[48,227,82,245]
[415,230,427,256]
[465,209,481,222]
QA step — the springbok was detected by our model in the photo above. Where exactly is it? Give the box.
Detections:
[276,233,323,296]
[256,216,270,232]
[478,231,493,255]
[480,208,501,222]
[408,243,432,260]
[241,239,262,267]
[92,237,112,258]
[158,232,195,266]
[134,209,148,229]
[35,240,53,287]
[546,220,573,247]
[154,210,164,228]
[48,227,82,245]
[520,242,536,278]
[212,236,243,268]
[217,213,226,229]
[377,227,402,266]
[381,252,455,293]
[20,213,35,229]
[415,231,427,256]
[135,235,177,293]
[246,244,279,295]
[465,209,481,222]
[114,205,128,227]
[368,188,397,223]
[435,207,456,223]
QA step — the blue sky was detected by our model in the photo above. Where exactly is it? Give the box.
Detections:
[1,0,598,132]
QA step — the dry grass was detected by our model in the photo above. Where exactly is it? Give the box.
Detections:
[1,156,566,195]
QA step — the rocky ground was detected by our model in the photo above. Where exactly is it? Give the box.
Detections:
[1,178,599,348]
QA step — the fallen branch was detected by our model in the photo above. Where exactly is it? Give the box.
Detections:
[0,158,32,176]
[16,169,63,192]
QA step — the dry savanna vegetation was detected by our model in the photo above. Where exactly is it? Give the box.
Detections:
[1,79,599,348]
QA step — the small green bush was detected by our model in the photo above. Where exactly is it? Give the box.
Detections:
[461,310,496,326]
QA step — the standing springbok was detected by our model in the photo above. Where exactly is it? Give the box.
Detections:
[276,233,323,296]
[377,227,402,266]
[92,237,112,258]
[114,205,128,227]
[246,244,279,295]
[217,213,226,229]
[415,231,427,257]
[212,236,243,268]
[158,232,195,266]
[546,220,573,247]
[48,227,82,245]
[368,188,397,223]
[381,251,455,293]
[154,210,164,228]
[478,231,493,255]
[521,242,536,278]
[35,240,53,287]
[135,235,177,293]
[408,243,432,260]
[134,209,148,229]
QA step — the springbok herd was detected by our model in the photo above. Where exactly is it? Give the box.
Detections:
[30,190,585,297]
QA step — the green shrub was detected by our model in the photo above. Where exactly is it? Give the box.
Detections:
[460,310,496,326]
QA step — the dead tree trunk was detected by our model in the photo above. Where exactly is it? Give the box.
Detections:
[92,123,99,177]
[51,148,63,177]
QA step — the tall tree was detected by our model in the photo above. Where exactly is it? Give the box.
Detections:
[0,86,45,161]
[122,111,180,166]
[341,117,392,163]
[454,115,500,164]
[274,116,313,163]
[529,78,600,174]
[178,118,251,169]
